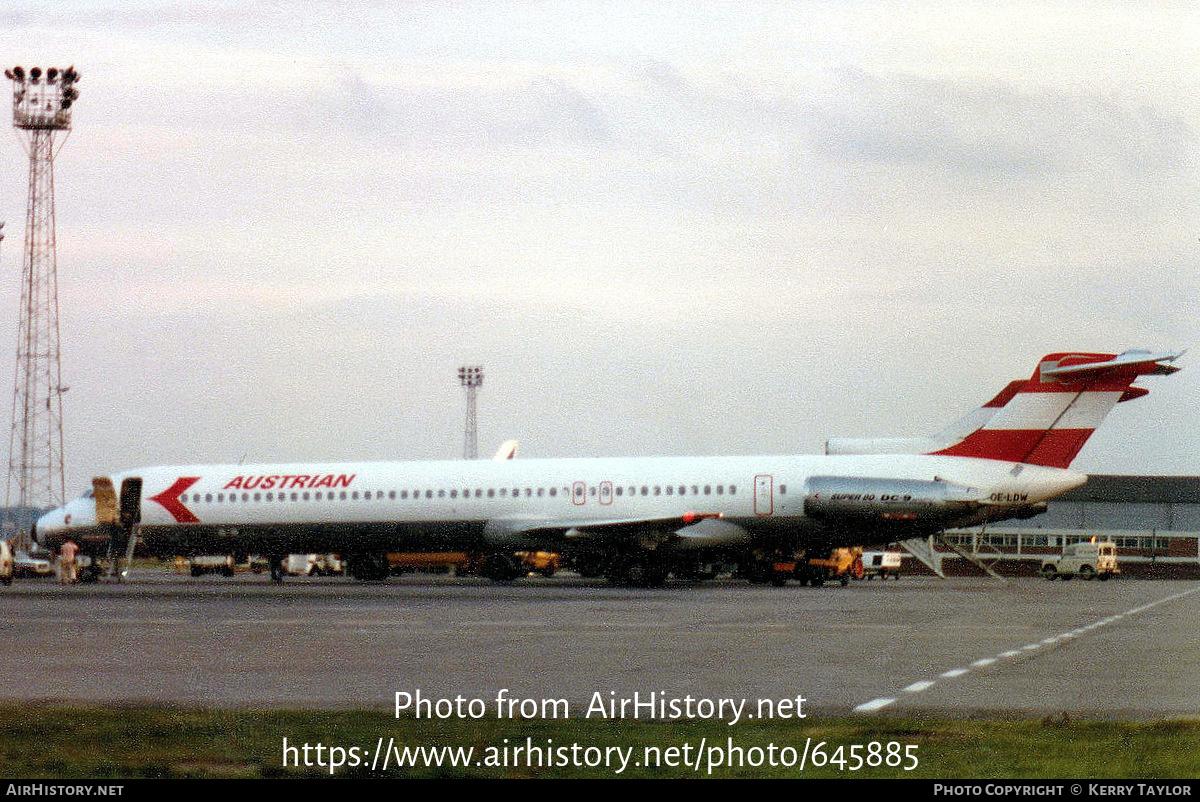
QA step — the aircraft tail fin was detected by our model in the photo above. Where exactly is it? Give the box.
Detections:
[493,439,520,461]
[929,350,1182,468]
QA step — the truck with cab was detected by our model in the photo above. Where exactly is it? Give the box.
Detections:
[1041,540,1119,581]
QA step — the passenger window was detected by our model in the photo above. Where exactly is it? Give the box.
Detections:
[254,493,261,502]
[488,489,495,498]
[704,485,711,495]
[303,492,310,501]
[779,484,786,494]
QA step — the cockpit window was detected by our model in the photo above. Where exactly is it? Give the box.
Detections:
[79,489,94,499]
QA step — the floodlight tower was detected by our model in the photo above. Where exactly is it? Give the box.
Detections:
[5,65,79,513]
[458,365,483,460]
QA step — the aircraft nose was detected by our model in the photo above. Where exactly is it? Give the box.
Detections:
[34,506,66,544]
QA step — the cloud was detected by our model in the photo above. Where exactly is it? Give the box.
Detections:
[810,67,1195,175]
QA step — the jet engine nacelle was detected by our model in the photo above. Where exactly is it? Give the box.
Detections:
[803,476,981,523]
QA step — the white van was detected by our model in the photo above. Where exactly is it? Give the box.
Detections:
[1041,541,1119,581]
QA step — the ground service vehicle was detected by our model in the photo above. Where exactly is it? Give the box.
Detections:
[516,551,560,577]
[1041,540,1119,581]
[13,548,53,578]
[187,554,235,577]
[804,547,865,585]
[861,550,903,579]
[388,552,480,575]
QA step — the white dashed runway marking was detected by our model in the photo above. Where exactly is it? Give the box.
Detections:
[852,584,1200,714]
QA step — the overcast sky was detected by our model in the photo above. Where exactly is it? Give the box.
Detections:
[0,1,1197,498]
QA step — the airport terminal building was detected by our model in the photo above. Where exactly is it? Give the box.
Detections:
[939,475,1200,577]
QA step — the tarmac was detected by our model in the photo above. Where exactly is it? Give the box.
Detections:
[2,571,1198,719]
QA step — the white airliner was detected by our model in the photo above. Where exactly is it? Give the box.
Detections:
[34,350,1180,585]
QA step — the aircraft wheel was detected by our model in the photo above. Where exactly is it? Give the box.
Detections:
[1041,565,1058,581]
[572,552,607,578]
[743,562,772,584]
[619,555,667,587]
[482,553,521,583]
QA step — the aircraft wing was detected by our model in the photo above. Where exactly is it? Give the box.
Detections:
[484,512,734,542]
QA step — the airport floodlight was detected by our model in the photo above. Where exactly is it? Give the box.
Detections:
[5,65,79,512]
[458,365,483,389]
[9,64,78,131]
[458,365,483,459]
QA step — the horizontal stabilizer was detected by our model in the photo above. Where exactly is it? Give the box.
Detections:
[1041,349,1182,380]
